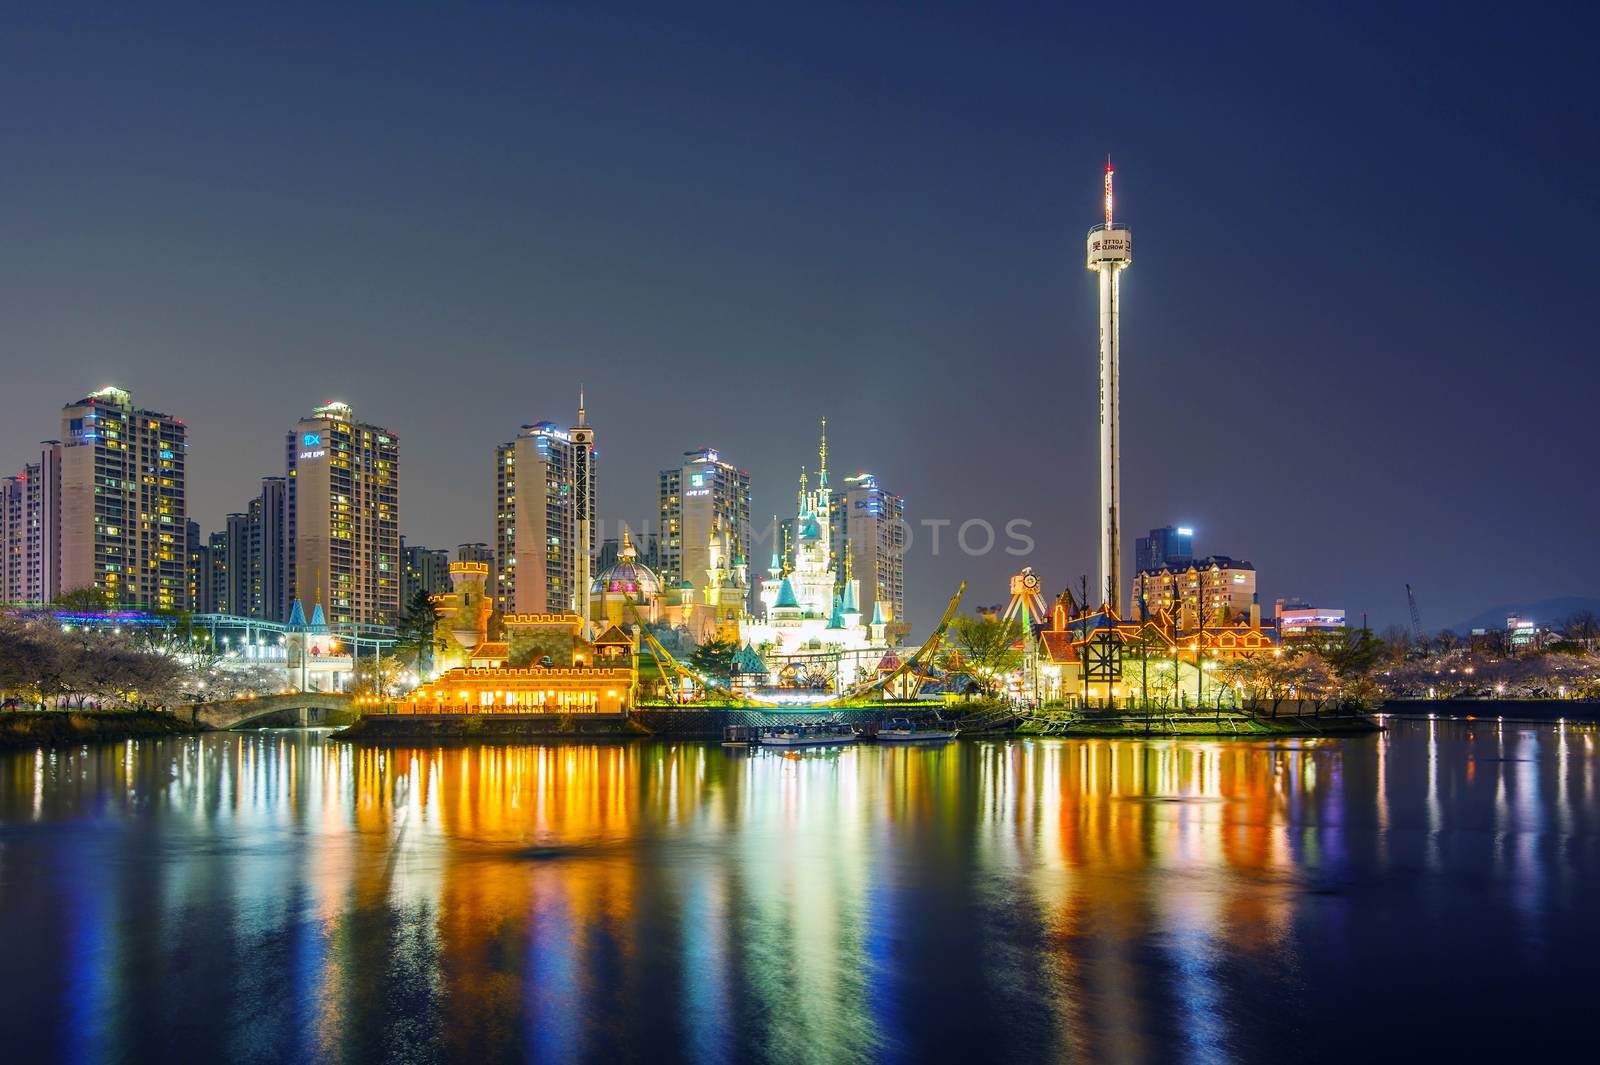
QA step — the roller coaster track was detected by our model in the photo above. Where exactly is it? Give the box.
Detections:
[624,602,758,706]
[819,581,966,707]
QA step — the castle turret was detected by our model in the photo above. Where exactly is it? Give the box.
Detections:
[447,560,491,650]
[841,579,861,626]
[870,600,889,644]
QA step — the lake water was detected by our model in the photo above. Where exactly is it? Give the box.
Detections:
[0,718,1596,1063]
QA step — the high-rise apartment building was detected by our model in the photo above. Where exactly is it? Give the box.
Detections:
[57,387,187,609]
[657,447,751,598]
[192,478,290,619]
[207,530,230,614]
[252,476,289,621]
[1,475,22,604]
[400,539,452,607]
[1134,525,1194,574]
[830,472,908,638]
[2,445,62,606]
[185,520,215,614]
[458,542,494,565]
[221,512,253,615]
[494,417,594,614]
[287,401,400,627]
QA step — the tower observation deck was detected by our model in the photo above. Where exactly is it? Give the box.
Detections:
[1086,162,1132,611]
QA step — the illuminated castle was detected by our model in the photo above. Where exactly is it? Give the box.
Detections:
[284,592,352,692]
[745,421,887,677]
[406,559,634,713]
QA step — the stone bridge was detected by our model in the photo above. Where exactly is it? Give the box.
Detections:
[180,692,357,731]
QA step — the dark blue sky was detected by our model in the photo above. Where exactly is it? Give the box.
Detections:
[3,2,1596,631]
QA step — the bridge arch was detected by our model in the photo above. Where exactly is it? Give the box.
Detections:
[181,692,356,731]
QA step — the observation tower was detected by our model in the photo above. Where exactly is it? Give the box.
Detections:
[1086,160,1132,611]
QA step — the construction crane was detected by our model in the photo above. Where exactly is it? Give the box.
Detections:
[1405,584,1424,645]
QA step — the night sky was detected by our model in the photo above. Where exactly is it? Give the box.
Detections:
[3,2,1596,633]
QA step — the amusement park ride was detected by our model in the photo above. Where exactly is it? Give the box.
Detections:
[999,567,1049,701]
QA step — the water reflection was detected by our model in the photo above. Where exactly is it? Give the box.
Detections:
[2,720,1598,1063]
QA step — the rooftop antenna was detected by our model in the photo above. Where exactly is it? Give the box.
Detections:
[577,384,587,427]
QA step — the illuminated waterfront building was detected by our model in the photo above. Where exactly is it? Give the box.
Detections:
[1275,599,1345,635]
[287,401,400,628]
[57,387,187,610]
[407,560,633,713]
[1036,599,1276,707]
[1506,614,1540,651]
[1132,555,1257,627]
[494,408,594,615]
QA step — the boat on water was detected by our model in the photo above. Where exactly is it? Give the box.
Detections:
[874,718,959,742]
[758,723,859,747]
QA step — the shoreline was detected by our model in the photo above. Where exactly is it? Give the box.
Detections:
[36,702,1600,748]
[333,707,1382,743]
[1017,712,1383,739]
[1377,699,1600,723]
[0,710,200,749]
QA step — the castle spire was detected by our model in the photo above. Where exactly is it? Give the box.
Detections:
[818,417,829,490]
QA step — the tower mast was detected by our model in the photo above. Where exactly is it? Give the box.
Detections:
[570,388,595,635]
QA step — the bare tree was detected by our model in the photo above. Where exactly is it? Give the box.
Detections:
[1380,624,1412,662]
[1564,610,1598,652]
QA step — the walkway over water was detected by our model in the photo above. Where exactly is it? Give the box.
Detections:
[180,692,355,730]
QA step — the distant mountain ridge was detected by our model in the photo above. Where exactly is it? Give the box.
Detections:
[1447,596,1600,635]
